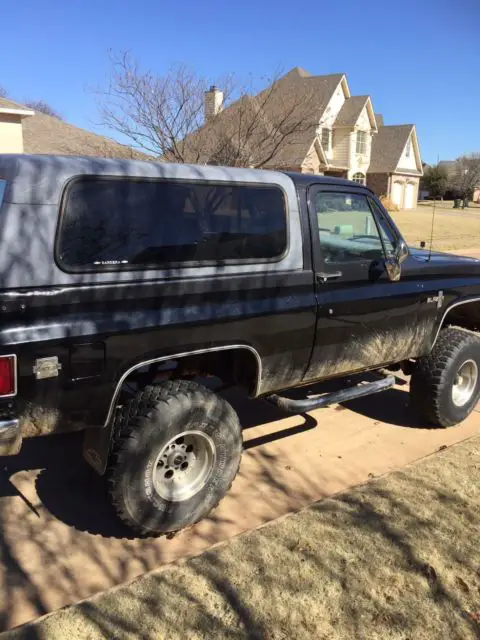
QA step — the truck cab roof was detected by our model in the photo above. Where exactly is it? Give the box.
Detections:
[283,171,375,193]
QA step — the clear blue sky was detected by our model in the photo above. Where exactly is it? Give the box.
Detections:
[1,0,478,163]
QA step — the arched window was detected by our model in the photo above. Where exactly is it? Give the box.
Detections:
[352,172,365,185]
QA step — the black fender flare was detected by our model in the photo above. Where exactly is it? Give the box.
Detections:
[432,296,480,348]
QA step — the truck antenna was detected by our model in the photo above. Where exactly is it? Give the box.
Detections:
[428,195,437,261]
[427,154,440,261]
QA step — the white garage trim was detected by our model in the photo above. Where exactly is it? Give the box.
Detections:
[391,180,404,207]
[404,181,415,209]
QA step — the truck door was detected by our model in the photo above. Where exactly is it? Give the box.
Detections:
[304,184,422,382]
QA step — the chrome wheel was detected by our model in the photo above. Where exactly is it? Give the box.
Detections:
[153,430,216,502]
[452,359,478,407]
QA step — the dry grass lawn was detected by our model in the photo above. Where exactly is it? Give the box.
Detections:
[391,201,480,252]
[11,434,480,640]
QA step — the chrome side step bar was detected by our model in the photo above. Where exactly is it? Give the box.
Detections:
[267,375,395,413]
[0,419,22,455]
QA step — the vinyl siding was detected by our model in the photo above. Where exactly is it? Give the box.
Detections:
[0,116,24,153]
[349,130,371,179]
[317,83,346,163]
[332,128,350,167]
[356,105,371,130]
[349,105,374,177]
[301,142,321,174]
[397,133,418,170]
[318,83,346,128]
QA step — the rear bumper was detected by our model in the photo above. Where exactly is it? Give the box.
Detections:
[0,419,22,455]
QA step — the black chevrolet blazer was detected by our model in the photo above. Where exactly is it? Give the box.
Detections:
[0,154,479,535]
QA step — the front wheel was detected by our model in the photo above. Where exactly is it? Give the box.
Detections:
[107,380,242,536]
[410,327,480,427]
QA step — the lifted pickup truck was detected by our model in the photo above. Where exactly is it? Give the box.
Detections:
[0,154,479,536]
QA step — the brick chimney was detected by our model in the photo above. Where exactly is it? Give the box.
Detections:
[204,86,224,123]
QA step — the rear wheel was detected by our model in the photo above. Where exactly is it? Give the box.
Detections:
[410,327,480,427]
[107,380,242,536]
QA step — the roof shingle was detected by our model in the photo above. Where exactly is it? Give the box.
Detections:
[176,69,345,168]
[0,97,149,160]
[368,124,418,173]
[334,96,369,126]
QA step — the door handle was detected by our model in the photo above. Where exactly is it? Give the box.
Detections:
[316,271,343,283]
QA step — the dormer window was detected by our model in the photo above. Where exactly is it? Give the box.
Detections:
[356,130,367,155]
[321,128,331,152]
[405,138,412,158]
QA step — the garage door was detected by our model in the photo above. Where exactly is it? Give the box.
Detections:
[391,181,403,207]
[404,182,415,209]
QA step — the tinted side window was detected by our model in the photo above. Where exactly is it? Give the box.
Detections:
[58,178,287,270]
[315,192,386,263]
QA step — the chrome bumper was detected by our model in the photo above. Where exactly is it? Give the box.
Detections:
[0,419,22,455]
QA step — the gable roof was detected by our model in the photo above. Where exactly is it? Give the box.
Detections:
[369,124,421,174]
[335,96,368,126]
[0,97,149,160]
[175,68,346,168]
[0,97,34,118]
[282,66,312,79]
[260,73,346,167]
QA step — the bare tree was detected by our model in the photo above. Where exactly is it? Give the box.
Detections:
[0,85,7,99]
[24,99,63,120]
[97,52,318,168]
[449,153,480,206]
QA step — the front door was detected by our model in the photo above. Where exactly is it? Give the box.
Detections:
[304,185,422,382]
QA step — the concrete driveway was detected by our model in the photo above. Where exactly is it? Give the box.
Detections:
[1,379,479,631]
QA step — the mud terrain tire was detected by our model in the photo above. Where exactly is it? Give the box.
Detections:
[107,380,242,536]
[410,327,480,427]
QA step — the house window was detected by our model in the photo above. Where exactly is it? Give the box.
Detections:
[405,138,412,158]
[321,128,331,152]
[352,172,365,185]
[356,131,367,155]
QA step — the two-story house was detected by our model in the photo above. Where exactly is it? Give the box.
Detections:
[179,67,423,209]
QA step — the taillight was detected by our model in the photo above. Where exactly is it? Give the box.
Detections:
[0,355,16,396]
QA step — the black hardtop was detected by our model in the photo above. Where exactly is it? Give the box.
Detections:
[284,171,375,193]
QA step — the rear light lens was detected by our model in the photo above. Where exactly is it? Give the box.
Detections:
[0,355,16,396]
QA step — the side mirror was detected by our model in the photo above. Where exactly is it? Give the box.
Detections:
[385,240,409,282]
[395,239,409,264]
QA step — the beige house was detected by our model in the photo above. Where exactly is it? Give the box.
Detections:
[367,123,423,209]
[0,96,146,158]
[181,67,423,208]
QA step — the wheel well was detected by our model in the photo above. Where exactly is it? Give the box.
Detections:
[117,347,260,404]
[440,301,480,335]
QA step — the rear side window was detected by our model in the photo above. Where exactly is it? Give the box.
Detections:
[57,177,287,271]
